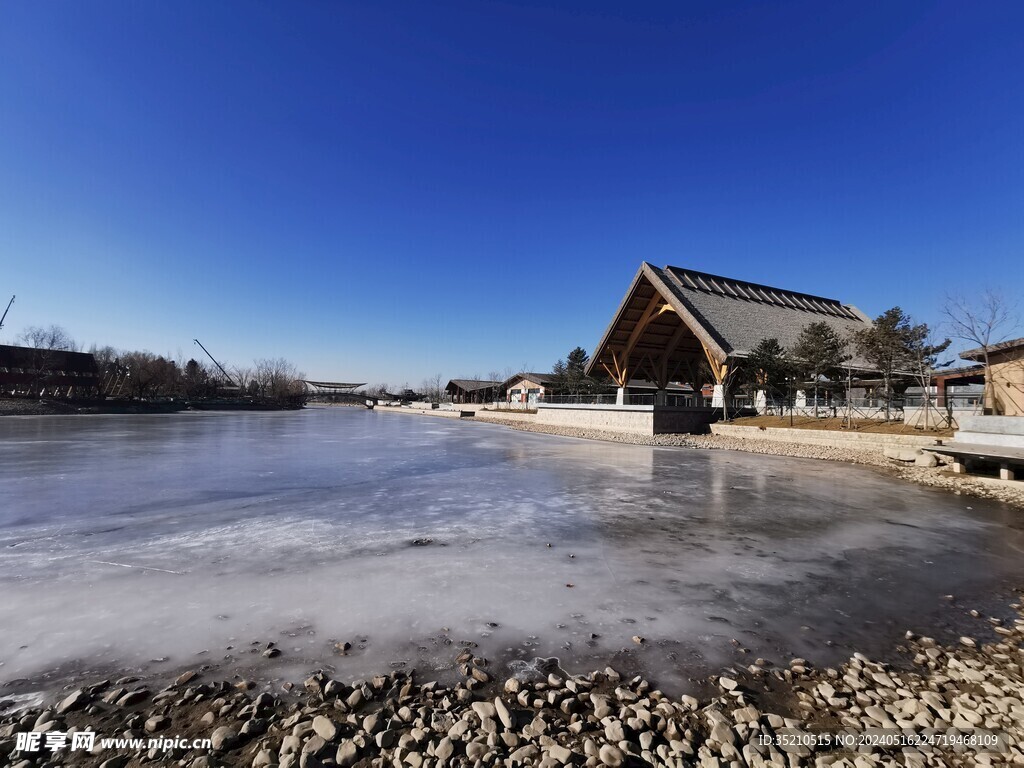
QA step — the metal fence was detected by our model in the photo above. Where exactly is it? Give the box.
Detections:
[537,393,751,409]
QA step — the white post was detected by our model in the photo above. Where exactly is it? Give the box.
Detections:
[616,387,627,406]
[754,389,767,414]
[796,389,807,408]
[712,384,724,408]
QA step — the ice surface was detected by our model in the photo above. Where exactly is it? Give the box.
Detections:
[1,408,1023,696]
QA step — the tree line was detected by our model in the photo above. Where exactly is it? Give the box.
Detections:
[743,308,950,419]
[8,324,305,401]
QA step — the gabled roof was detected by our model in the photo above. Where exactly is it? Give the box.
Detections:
[504,372,558,387]
[961,336,1024,361]
[446,378,502,392]
[587,263,876,382]
[656,264,872,358]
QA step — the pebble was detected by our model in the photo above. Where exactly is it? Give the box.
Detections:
[9,595,1024,768]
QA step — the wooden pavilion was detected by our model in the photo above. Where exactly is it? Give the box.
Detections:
[585,263,875,405]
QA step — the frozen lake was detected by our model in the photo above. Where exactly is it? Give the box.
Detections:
[2,407,1023,696]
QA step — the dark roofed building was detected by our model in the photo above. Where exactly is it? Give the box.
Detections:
[586,263,875,405]
[0,344,100,398]
[445,378,502,404]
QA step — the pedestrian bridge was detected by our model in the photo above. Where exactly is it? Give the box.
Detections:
[302,381,377,407]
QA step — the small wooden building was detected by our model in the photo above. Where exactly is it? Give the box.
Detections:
[504,372,558,404]
[962,337,1024,416]
[445,378,502,404]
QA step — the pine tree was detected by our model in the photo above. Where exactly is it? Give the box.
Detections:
[854,307,913,421]
[745,338,790,405]
[790,322,849,416]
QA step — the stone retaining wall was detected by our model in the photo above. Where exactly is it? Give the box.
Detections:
[533,405,719,435]
[710,424,941,452]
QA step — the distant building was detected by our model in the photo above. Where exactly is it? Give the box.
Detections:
[962,337,1024,416]
[445,378,502,404]
[504,372,558,404]
[0,344,99,399]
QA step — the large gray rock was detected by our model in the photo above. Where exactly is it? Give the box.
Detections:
[311,715,338,742]
[598,744,625,766]
[494,697,513,729]
[211,726,238,751]
[144,715,171,733]
[884,446,921,462]
[57,689,90,714]
[335,741,359,767]
[915,452,939,467]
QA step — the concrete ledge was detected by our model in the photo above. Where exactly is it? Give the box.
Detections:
[711,424,941,452]
[956,415,1024,448]
[534,404,718,435]
[537,403,655,412]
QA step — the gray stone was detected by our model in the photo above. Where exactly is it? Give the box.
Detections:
[211,726,238,751]
[434,736,455,761]
[57,689,90,714]
[510,744,539,762]
[472,701,497,720]
[598,743,625,766]
[312,715,338,742]
[547,744,573,763]
[375,729,398,749]
[336,741,359,768]
[494,697,513,729]
[605,720,626,743]
[145,715,171,733]
[116,689,150,707]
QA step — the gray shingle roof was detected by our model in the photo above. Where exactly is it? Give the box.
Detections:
[586,263,878,383]
[446,379,502,392]
[656,265,873,359]
[505,372,558,387]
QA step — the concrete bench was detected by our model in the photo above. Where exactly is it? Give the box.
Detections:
[927,442,1024,481]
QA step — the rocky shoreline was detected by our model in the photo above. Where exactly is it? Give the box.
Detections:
[471,416,1024,511]
[2,594,1022,767]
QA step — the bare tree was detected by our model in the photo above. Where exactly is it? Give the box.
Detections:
[233,365,254,393]
[905,321,952,430]
[420,373,445,403]
[17,325,78,351]
[253,358,304,400]
[943,290,1019,414]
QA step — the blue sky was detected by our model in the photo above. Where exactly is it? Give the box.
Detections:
[2,1,1022,386]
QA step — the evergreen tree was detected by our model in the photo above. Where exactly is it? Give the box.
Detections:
[854,307,913,421]
[553,346,595,398]
[745,338,790,404]
[790,322,849,416]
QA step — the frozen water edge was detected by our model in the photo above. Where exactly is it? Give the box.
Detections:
[1,408,1023,697]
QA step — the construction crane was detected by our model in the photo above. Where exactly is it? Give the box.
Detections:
[192,339,237,388]
[0,295,14,333]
